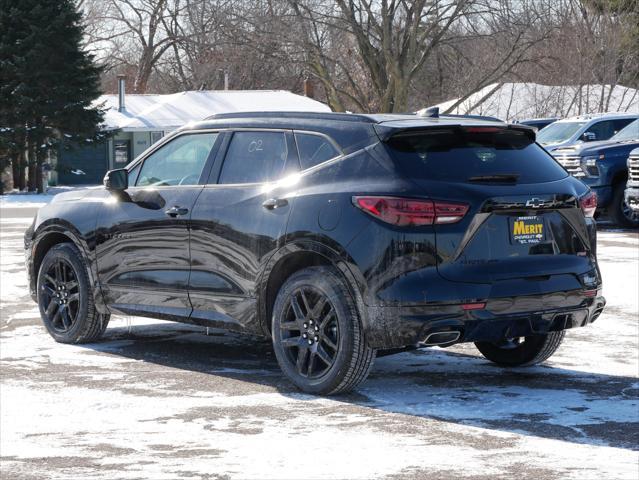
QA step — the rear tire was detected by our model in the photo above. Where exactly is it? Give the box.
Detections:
[475,331,565,367]
[271,266,375,395]
[610,182,639,228]
[37,243,110,344]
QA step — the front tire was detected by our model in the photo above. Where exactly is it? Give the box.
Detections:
[610,182,639,228]
[475,331,565,367]
[37,243,109,344]
[271,266,375,395]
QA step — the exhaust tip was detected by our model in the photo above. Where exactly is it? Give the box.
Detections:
[422,330,461,346]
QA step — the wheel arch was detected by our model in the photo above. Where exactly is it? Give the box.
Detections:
[611,168,628,187]
[258,240,368,337]
[33,231,77,279]
[31,224,107,313]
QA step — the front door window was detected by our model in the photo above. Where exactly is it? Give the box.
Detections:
[137,133,218,187]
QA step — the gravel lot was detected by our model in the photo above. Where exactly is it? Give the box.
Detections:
[1,205,638,480]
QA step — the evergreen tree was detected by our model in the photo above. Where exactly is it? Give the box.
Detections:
[0,0,105,192]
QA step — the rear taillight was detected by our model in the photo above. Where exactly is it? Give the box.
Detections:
[353,196,469,226]
[579,191,597,218]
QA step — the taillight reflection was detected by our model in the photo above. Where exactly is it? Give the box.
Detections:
[353,196,469,226]
[579,191,597,218]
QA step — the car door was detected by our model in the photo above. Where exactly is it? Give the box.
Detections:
[188,129,299,331]
[96,131,221,320]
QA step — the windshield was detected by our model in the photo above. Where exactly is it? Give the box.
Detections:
[537,122,586,145]
[610,119,639,142]
[386,128,567,184]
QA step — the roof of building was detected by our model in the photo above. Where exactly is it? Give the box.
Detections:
[96,90,332,132]
[552,112,639,123]
[422,82,639,122]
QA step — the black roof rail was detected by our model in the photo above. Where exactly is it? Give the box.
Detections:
[204,111,377,123]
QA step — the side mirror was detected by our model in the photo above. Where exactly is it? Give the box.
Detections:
[103,168,128,191]
[581,131,597,142]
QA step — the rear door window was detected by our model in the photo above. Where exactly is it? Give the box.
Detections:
[612,118,636,135]
[585,120,615,141]
[385,128,567,184]
[218,131,289,184]
[294,132,340,170]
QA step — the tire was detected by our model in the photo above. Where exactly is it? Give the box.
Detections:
[475,331,565,367]
[271,266,375,395]
[37,243,110,344]
[609,182,639,228]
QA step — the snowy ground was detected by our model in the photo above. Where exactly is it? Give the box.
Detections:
[0,209,637,480]
[0,186,96,209]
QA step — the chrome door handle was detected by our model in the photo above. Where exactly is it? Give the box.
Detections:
[262,198,288,210]
[165,206,189,217]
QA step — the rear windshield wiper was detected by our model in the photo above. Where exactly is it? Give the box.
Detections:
[468,174,520,183]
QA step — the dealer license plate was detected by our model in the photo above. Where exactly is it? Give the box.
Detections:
[509,215,546,245]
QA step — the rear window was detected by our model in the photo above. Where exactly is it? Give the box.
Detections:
[385,128,568,184]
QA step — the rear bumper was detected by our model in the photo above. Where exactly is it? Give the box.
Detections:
[363,293,605,349]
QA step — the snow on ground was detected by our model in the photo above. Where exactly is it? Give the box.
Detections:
[0,212,637,479]
[0,186,96,209]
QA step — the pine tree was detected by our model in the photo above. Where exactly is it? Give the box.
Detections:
[0,0,105,192]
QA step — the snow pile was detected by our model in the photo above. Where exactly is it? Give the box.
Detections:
[426,82,639,122]
[97,90,332,132]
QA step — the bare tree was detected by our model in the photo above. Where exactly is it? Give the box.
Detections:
[75,0,638,115]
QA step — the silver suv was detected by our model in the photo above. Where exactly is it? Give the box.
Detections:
[537,113,637,153]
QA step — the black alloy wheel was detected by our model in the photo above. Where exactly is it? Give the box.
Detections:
[39,258,80,333]
[37,243,109,343]
[277,286,340,379]
[271,266,375,395]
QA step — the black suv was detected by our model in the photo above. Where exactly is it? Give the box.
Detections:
[25,112,605,395]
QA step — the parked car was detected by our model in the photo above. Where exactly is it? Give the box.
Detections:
[515,117,559,130]
[552,119,639,227]
[537,113,637,153]
[25,112,605,395]
[624,147,639,216]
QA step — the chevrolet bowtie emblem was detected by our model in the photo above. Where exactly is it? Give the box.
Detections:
[526,198,546,208]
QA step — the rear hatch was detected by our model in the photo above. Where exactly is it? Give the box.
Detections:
[382,125,597,292]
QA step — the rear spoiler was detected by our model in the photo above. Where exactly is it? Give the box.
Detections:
[374,123,536,143]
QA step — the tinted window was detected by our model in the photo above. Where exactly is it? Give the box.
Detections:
[386,128,567,184]
[295,133,340,169]
[611,119,639,142]
[218,131,288,184]
[586,120,615,141]
[612,118,636,136]
[128,162,141,185]
[136,133,218,187]
[537,122,586,144]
